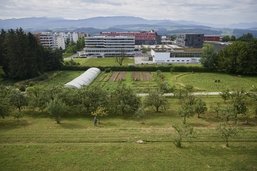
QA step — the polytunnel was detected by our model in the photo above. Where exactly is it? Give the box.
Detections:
[65,67,101,88]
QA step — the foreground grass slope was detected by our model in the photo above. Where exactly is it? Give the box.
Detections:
[0,115,257,171]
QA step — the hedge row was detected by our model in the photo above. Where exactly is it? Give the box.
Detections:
[61,65,212,73]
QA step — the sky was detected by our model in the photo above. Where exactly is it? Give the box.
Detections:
[0,0,257,25]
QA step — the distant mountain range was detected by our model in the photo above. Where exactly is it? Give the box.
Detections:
[0,16,257,37]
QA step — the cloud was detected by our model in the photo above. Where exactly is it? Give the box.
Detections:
[0,0,256,25]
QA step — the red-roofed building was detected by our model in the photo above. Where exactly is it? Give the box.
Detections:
[204,35,222,42]
[101,30,158,45]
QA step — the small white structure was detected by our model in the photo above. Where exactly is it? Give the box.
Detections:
[65,68,101,88]
[151,49,171,63]
[151,48,202,64]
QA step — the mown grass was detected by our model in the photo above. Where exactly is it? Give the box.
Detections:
[63,52,77,58]
[1,110,257,171]
[1,96,257,170]
[72,57,134,67]
[172,72,257,91]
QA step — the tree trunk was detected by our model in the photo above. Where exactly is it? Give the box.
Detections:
[225,138,229,147]
[198,113,200,118]
[56,115,61,124]
[156,106,159,112]
[183,117,186,124]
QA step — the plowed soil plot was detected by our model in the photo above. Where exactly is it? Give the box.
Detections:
[110,72,126,81]
[132,72,152,81]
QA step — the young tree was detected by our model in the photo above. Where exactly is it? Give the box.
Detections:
[144,89,167,112]
[179,95,196,124]
[9,89,28,112]
[220,89,231,102]
[46,98,66,124]
[91,106,108,126]
[194,98,207,118]
[173,124,194,148]
[115,49,126,66]
[231,90,248,124]
[217,123,239,147]
[134,107,146,124]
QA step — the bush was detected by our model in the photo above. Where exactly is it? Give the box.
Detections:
[61,65,211,73]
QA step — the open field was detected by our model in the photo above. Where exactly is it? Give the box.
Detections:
[171,72,257,91]
[71,57,134,66]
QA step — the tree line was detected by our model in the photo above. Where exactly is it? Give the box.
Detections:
[0,28,63,80]
[201,33,257,75]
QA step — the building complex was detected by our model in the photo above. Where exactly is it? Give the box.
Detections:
[81,36,135,57]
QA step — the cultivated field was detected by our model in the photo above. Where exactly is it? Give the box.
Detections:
[2,70,257,93]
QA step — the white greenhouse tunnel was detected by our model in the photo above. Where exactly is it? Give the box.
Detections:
[65,67,101,88]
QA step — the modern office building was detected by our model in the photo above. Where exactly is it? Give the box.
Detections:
[81,36,135,57]
[100,30,158,45]
[176,33,204,48]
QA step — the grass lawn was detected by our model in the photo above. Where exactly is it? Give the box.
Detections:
[171,72,257,91]
[72,57,134,67]
[1,104,257,171]
[63,52,77,58]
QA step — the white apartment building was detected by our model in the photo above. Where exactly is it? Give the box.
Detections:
[81,36,135,57]
[36,32,82,50]
[37,32,55,48]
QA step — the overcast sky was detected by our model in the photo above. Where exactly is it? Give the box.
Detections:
[0,0,256,25]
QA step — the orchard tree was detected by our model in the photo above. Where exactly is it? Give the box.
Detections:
[80,86,109,115]
[109,84,141,116]
[231,90,248,124]
[144,90,167,112]
[194,98,207,118]
[217,123,239,147]
[46,98,66,124]
[173,124,194,148]
[220,89,231,102]
[179,95,196,124]
[9,89,28,112]
[91,106,108,126]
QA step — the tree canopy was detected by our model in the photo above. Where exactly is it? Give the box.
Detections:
[0,28,63,80]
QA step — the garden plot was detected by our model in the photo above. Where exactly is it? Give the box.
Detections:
[109,72,127,81]
[132,72,152,81]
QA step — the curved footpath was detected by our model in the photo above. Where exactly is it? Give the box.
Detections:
[137,92,223,97]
